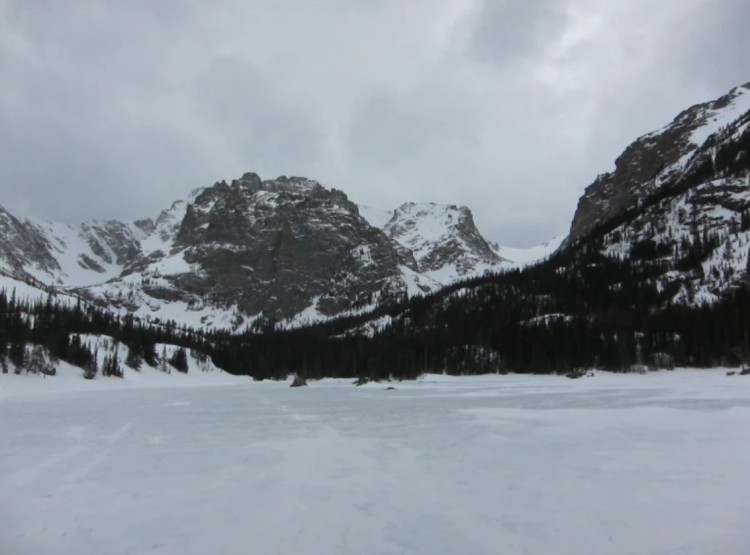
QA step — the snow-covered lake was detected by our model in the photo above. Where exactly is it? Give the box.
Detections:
[1,370,749,555]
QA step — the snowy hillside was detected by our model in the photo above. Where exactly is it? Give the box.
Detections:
[0,329,237,391]
[653,82,750,148]
[0,352,242,395]
[567,82,750,247]
[602,174,750,304]
[2,174,544,332]
[383,202,505,280]
[0,271,82,309]
[563,82,750,305]
[361,202,561,283]
[0,205,149,287]
[491,234,566,267]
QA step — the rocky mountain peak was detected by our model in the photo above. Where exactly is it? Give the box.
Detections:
[560,80,750,306]
[566,83,750,247]
[382,202,504,277]
[139,172,413,321]
[0,170,554,330]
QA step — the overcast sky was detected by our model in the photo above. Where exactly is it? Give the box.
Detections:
[1,0,748,246]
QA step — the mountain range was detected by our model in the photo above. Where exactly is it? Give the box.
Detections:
[1,80,750,378]
[0,174,559,331]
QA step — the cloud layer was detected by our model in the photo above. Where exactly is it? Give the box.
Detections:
[1,0,748,245]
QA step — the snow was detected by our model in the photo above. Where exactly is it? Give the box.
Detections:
[0,355,242,396]
[601,175,750,305]
[366,202,564,278]
[1,370,748,555]
[0,273,50,301]
[144,249,194,277]
[398,264,439,296]
[358,205,394,229]
[421,259,498,283]
[131,299,244,332]
[521,312,573,326]
[690,85,750,147]
[0,273,81,309]
[23,219,125,286]
[282,296,326,328]
[387,202,460,247]
[493,234,566,267]
[344,314,394,337]
[254,189,280,209]
[139,233,171,258]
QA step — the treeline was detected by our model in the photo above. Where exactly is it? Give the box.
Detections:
[0,291,209,377]
[211,247,750,379]
[3,242,750,380]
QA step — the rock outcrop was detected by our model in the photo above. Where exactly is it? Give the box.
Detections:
[566,83,750,246]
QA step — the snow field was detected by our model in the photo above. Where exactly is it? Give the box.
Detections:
[0,370,748,554]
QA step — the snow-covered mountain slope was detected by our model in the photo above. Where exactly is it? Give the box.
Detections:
[2,173,531,331]
[490,234,566,267]
[358,206,394,229]
[567,82,750,247]
[0,269,85,312]
[382,202,506,282]
[600,175,750,304]
[361,202,561,282]
[562,81,750,304]
[0,205,149,287]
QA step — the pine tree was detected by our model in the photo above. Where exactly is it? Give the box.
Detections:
[125,344,142,371]
[100,343,124,378]
[84,348,98,380]
[142,338,158,367]
[169,347,188,373]
[160,345,170,374]
[27,345,55,376]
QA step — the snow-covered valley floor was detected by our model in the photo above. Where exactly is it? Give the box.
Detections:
[1,370,749,555]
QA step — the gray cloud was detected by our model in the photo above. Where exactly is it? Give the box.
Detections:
[191,56,325,176]
[1,0,749,246]
[468,0,569,65]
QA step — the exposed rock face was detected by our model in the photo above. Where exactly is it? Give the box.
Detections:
[0,206,61,278]
[168,173,414,318]
[1,172,516,329]
[563,81,750,304]
[567,83,750,246]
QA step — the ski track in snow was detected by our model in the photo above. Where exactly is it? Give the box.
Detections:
[0,371,749,555]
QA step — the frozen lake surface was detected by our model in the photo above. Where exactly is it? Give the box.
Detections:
[1,370,749,554]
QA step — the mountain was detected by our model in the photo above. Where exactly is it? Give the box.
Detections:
[0,174,555,331]
[563,82,750,304]
[4,81,750,380]
[0,204,145,286]
[362,202,509,282]
[240,80,750,379]
[567,83,750,246]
